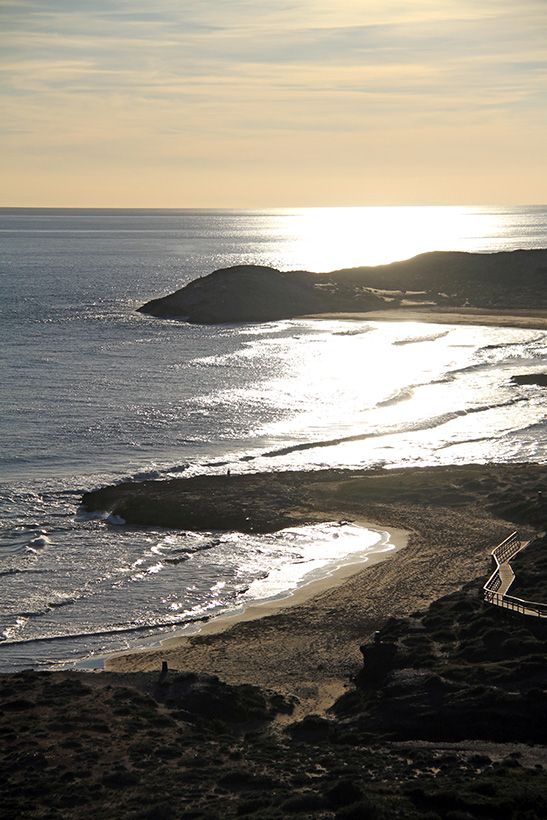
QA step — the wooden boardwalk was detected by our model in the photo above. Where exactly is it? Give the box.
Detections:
[483,531,547,618]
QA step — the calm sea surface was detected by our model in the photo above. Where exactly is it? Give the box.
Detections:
[1,206,546,671]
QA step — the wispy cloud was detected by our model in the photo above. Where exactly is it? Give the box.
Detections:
[1,0,546,205]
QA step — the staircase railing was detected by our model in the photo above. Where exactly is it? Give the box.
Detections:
[483,531,547,618]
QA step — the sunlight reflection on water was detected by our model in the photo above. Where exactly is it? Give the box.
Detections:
[262,205,529,270]
[1,206,545,672]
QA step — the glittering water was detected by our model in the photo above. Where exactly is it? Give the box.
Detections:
[1,206,546,671]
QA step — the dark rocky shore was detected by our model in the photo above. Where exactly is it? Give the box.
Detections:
[81,463,547,534]
[138,249,547,323]
[511,373,547,388]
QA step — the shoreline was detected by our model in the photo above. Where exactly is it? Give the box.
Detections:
[300,306,547,330]
[101,463,546,714]
[104,521,407,666]
[103,502,512,713]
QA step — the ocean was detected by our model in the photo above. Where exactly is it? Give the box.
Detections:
[1,206,546,672]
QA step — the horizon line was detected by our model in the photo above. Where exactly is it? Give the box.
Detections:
[1,202,546,211]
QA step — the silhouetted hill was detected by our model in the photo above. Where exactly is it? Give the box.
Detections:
[139,249,547,323]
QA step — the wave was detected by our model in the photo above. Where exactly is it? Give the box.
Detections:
[0,524,52,557]
[393,330,450,346]
[504,418,547,437]
[0,568,21,578]
[437,435,498,450]
[165,463,192,476]
[483,334,545,351]
[47,595,77,610]
[259,397,528,460]
[0,567,49,578]
[122,462,190,484]
[164,555,190,565]
[440,333,546,383]
[27,534,51,549]
[0,611,217,648]
[332,327,373,336]
[75,462,193,494]
[377,387,415,407]
[438,361,495,383]
[6,594,80,624]
[437,415,547,455]
[106,514,125,526]
[154,537,221,562]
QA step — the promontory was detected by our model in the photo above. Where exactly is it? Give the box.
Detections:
[138,248,547,324]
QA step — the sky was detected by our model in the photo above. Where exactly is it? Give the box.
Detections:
[1,0,547,207]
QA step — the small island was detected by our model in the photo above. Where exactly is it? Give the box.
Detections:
[138,249,547,325]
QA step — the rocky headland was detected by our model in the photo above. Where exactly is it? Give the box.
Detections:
[138,249,547,324]
[81,463,547,535]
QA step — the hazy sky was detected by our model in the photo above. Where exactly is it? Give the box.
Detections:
[2,0,546,207]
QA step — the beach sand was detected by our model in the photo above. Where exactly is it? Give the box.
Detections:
[160,521,407,642]
[302,306,547,330]
[105,464,546,716]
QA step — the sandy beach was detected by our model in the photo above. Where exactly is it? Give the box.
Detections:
[160,521,407,641]
[302,306,547,330]
[104,464,546,715]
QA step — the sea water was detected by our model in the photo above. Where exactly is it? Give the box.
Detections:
[0,206,546,671]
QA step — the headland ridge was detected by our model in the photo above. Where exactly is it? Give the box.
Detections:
[138,248,547,324]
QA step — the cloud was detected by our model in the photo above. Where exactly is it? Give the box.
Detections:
[3,2,545,91]
[1,0,546,205]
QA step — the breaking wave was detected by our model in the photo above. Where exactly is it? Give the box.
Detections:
[260,397,528,459]
[393,330,450,345]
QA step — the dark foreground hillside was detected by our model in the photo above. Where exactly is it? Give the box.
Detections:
[334,555,547,745]
[2,568,547,819]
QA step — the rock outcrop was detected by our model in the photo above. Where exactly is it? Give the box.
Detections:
[511,373,547,387]
[81,463,547,534]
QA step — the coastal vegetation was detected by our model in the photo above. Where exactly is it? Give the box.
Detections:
[2,565,546,818]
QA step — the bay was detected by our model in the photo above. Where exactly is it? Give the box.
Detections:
[0,206,545,672]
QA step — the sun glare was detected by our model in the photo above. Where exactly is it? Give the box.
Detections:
[274,206,507,271]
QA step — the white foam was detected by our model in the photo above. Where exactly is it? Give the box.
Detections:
[75,508,111,522]
[106,514,126,526]
[28,535,51,548]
